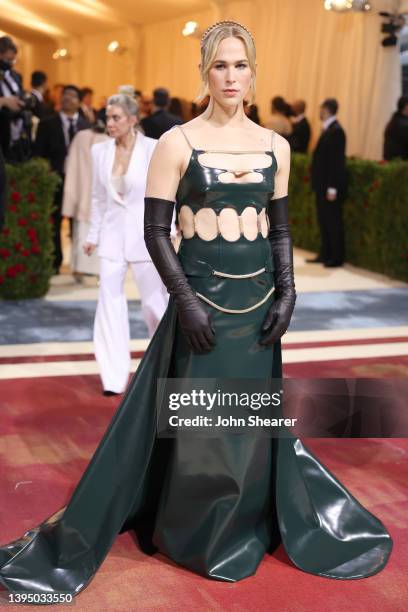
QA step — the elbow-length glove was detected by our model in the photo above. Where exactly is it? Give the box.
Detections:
[144,197,215,354]
[260,195,296,346]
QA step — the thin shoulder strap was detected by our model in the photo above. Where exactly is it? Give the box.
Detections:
[177,125,194,150]
[271,129,276,152]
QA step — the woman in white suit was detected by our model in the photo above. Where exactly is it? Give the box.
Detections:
[84,94,168,395]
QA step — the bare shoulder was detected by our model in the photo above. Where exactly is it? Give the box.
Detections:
[273,132,290,154]
[146,127,189,172]
[268,130,290,173]
[154,126,190,157]
[159,125,184,144]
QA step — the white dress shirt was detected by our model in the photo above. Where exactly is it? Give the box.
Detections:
[322,115,337,131]
[31,89,44,103]
[322,115,338,197]
[59,111,79,148]
[292,113,305,124]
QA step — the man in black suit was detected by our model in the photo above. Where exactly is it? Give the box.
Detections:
[35,85,90,272]
[310,98,347,268]
[383,96,408,161]
[140,87,183,139]
[30,71,53,120]
[288,100,311,153]
[0,36,31,162]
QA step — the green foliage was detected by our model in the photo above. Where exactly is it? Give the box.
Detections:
[290,154,408,282]
[0,158,60,299]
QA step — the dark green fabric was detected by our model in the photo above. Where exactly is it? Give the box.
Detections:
[0,145,392,598]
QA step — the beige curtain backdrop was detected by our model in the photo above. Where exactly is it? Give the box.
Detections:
[7,0,402,160]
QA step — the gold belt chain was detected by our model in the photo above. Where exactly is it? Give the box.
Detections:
[212,267,266,279]
[196,286,274,314]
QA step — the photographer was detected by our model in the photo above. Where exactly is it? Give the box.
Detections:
[0,73,26,230]
[0,36,32,162]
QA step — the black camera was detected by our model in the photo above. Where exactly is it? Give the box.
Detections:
[19,90,36,112]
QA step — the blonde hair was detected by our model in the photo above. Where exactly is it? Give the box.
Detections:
[197,22,256,105]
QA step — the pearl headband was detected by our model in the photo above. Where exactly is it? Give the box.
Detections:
[200,20,254,48]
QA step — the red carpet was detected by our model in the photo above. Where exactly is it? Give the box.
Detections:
[0,375,407,611]
[285,355,408,377]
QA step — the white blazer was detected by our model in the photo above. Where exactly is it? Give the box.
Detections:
[87,132,157,262]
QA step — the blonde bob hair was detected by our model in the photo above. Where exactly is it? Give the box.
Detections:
[197,22,256,105]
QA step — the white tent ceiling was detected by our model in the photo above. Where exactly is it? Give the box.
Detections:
[0,0,209,42]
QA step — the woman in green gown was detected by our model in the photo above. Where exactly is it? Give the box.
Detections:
[0,21,392,600]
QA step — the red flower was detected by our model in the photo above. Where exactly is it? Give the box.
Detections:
[21,249,30,257]
[6,266,17,278]
[15,263,25,272]
[30,212,39,220]
[11,191,22,203]
[2,227,10,236]
[0,248,11,258]
[378,160,387,165]
[27,228,38,241]
[31,245,41,255]
[18,217,28,227]
[8,204,17,213]
[27,192,36,203]
[49,216,54,225]
[0,275,4,285]
[363,201,369,209]
[303,176,310,183]
[14,242,22,252]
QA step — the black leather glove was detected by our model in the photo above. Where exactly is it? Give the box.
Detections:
[144,197,216,354]
[260,195,296,346]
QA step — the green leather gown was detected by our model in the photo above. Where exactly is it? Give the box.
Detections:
[0,142,392,598]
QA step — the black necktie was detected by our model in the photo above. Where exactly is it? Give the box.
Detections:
[68,118,76,145]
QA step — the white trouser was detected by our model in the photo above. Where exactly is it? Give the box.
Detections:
[94,257,168,393]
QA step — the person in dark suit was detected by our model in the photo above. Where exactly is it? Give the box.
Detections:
[0,36,31,162]
[140,88,183,138]
[288,100,311,153]
[30,71,53,120]
[79,87,97,124]
[383,96,408,161]
[35,85,90,272]
[310,98,347,268]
